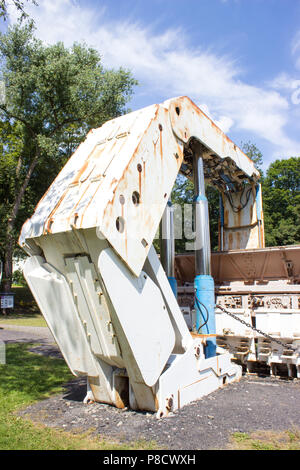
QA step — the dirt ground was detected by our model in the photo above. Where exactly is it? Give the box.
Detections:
[2,324,300,450]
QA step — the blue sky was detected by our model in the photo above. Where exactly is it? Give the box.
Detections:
[6,0,300,170]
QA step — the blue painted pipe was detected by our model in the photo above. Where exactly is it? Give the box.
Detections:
[194,274,216,358]
[168,276,177,298]
[255,184,262,220]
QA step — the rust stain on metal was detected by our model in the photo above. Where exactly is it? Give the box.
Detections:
[114,390,126,409]
[101,107,160,224]
[181,376,210,390]
[159,125,163,161]
[67,180,93,227]
[154,393,159,411]
[237,207,242,228]
[176,246,300,284]
[224,209,229,227]
[71,159,90,185]
[45,218,54,234]
[70,140,105,185]
[43,187,69,235]
[153,139,157,160]
[236,231,241,249]
[228,232,233,250]
[79,177,105,227]
[138,164,142,195]
[35,129,95,218]
[43,139,109,232]
[110,177,119,192]
[177,389,180,410]
[190,332,217,338]
[250,204,253,223]
[183,97,256,166]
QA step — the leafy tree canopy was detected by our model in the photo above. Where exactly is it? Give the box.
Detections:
[0,0,37,21]
[241,140,263,173]
[262,157,300,247]
[0,0,37,22]
[0,23,137,291]
[169,149,299,254]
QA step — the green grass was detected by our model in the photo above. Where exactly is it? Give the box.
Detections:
[231,430,300,450]
[0,315,47,327]
[0,343,157,450]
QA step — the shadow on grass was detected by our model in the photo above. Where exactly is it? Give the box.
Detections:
[0,343,73,405]
[0,343,158,450]
[62,376,87,402]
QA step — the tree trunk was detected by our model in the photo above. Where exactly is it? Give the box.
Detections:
[2,228,14,293]
[0,222,14,315]
[1,150,39,314]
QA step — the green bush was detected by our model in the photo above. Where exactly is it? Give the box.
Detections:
[12,269,27,286]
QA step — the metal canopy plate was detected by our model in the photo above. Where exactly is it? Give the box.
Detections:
[19,96,261,277]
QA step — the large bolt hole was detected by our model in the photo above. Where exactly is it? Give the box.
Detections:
[132,191,140,206]
[116,216,125,233]
[141,238,148,248]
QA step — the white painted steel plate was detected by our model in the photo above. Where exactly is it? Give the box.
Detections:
[99,248,175,386]
[23,256,98,376]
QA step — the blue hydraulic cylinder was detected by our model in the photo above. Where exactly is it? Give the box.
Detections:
[168,276,177,298]
[193,154,216,358]
[194,274,216,358]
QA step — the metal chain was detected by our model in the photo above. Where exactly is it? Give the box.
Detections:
[216,304,298,353]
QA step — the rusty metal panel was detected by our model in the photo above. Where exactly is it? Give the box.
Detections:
[168,96,260,181]
[19,104,158,239]
[175,245,300,284]
[221,184,262,250]
[20,96,262,278]
[97,105,184,277]
[19,96,253,411]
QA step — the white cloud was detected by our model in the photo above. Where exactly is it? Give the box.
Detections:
[215,116,234,134]
[292,30,300,70]
[270,72,300,91]
[199,103,234,133]
[7,0,300,161]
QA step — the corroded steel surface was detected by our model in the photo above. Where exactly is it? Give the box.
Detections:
[220,185,264,250]
[19,96,261,276]
[18,96,263,410]
[175,245,300,284]
[169,96,260,183]
[176,245,300,378]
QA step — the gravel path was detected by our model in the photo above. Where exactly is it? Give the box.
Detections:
[2,324,300,450]
[19,375,300,450]
[0,323,54,345]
